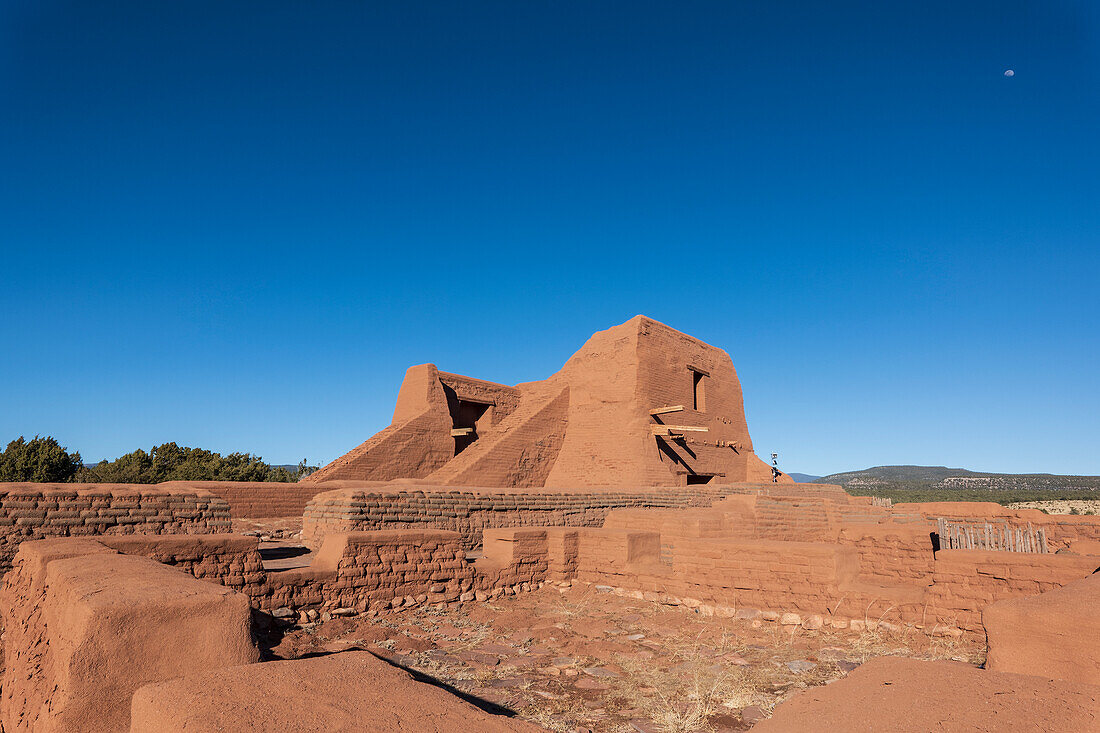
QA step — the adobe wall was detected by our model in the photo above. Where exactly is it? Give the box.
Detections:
[0,538,257,733]
[0,483,231,573]
[541,520,1100,636]
[923,549,1100,633]
[983,572,1100,686]
[837,524,936,584]
[2,525,558,632]
[175,481,328,518]
[96,534,268,599]
[130,651,541,733]
[300,482,773,549]
[306,316,783,487]
[754,656,1100,733]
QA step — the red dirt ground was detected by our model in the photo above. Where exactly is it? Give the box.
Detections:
[264,583,987,732]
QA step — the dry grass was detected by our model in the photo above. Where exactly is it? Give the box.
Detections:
[608,631,784,732]
[549,585,601,618]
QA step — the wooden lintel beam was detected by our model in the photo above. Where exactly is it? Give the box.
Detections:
[649,405,685,416]
[450,428,474,437]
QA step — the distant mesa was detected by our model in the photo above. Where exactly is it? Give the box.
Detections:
[818,465,1100,493]
[305,315,788,487]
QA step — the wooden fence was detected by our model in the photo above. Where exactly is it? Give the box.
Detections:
[936,518,1048,553]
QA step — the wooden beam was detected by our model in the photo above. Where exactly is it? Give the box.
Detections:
[450,428,474,437]
[651,425,709,435]
[649,405,684,416]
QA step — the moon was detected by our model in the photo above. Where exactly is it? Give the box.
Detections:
[1004,69,1015,77]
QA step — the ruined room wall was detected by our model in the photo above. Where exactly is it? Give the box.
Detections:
[0,484,230,573]
[837,524,936,584]
[256,527,552,615]
[0,539,257,733]
[97,534,268,603]
[256,529,475,613]
[552,528,874,618]
[38,528,553,617]
[637,537,861,615]
[983,572,1100,686]
[923,549,1100,633]
[300,483,752,548]
[544,523,1100,636]
[163,481,329,519]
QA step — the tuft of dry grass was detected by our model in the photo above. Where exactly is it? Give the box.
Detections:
[548,585,601,618]
[608,633,782,732]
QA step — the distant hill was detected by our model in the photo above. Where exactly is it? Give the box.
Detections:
[816,465,1100,504]
[787,472,822,483]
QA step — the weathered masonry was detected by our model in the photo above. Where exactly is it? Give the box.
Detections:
[304,316,788,488]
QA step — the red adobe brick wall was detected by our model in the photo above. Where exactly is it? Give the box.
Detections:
[923,549,1100,633]
[0,484,231,573]
[542,524,1100,636]
[300,483,761,549]
[174,481,330,519]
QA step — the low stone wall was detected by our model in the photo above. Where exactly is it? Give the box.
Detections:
[300,483,781,548]
[2,527,557,629]
[0,484,230,573]
[257,530,474,614]
[97,534,267,600]
[923,549,1100,633]
[534,526,1100,636]
[175,481,328,519]
[562,528,894,619]
[837,524,936,584]
[603,495,936,578]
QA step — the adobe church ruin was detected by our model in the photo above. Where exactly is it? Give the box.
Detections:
[2,316,1098,731]
[305,315,786,487]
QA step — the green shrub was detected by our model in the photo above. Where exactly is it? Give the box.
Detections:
[0,436,83,482]
[76,443,317,483]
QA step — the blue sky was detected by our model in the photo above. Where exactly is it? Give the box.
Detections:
[2,1,1098,476]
